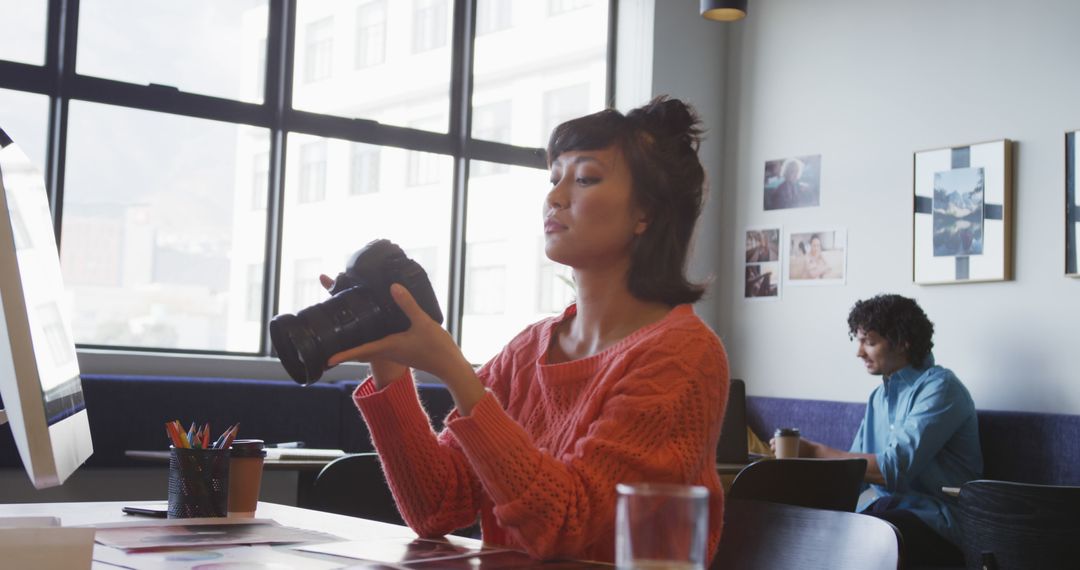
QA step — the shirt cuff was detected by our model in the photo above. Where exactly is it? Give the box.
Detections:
[447,391,538,505]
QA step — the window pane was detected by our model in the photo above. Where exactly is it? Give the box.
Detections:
[473,0,607,147]
[0,0,47,65]
[0,87,50,171]
[461,161,570,363]
[279,133,452,323]
[61,101,268,352]
[293,0,452,132]
[76,0,268,103]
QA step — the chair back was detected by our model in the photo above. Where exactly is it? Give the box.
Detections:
[956,479,1080,570]
[728,458,867,511]
[712,498,901,570]
[308,452,405,525]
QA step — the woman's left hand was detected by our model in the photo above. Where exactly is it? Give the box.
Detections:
[326,284,473,388]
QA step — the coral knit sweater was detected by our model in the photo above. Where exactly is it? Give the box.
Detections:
[353,303,729,563]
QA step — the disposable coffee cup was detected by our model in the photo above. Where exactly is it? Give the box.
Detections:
[227,439,266,518]
[774,427,801,459]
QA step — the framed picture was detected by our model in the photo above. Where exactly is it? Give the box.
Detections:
[784,228,847,286]
[913,139,1013,284]
[1067,130,1079,277]
[763,154,821,210]
[744,227,781,299]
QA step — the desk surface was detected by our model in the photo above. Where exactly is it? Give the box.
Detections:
[126,449,332,471]
[0,501,610,569]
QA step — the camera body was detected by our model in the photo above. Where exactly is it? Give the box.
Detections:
[269,239,443,385]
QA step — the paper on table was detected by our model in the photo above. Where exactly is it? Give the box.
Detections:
[94,518,343,551]
[93,542,344,570]
[297,535,510,564]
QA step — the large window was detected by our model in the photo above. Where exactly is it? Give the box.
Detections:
[0,0,612,367]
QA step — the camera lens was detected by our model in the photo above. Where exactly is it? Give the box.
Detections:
[269,240,443,385]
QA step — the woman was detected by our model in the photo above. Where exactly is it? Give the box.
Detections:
[325,96,729,563]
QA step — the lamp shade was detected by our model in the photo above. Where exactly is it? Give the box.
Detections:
[701,0,747,21]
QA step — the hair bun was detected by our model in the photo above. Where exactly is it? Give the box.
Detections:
[626,96,703,150]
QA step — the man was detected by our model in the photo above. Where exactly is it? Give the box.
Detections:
[774,294,982,566]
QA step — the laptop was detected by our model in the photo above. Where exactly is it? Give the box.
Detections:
[716,378,751,465]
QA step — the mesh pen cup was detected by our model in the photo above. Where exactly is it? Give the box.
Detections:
[168,446,230,518]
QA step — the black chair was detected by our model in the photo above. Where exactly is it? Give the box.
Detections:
[307,452,406,526]
[712,498,902,569]
[955,479,1080,570]
[727,457,867,512]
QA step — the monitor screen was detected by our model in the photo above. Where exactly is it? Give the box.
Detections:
[0,126,93,489]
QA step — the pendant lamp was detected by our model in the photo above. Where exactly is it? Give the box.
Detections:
[701,0,747,21]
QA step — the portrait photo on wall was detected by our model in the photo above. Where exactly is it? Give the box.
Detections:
[763,154,821,210]
[1067,130,1078,277]
[785,228,847,286]
[744,227,781,299]
[914,139,1013,284]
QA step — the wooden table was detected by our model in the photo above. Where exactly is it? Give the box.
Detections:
[0,500,612,568]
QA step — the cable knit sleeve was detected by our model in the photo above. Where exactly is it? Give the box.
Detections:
[448,331,728,560]
[352,339,518,538]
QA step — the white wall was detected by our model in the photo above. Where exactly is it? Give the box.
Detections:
[711,0,1080,413]
[640,1,730,327]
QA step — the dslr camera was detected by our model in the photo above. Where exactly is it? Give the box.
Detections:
[269,239,443,385]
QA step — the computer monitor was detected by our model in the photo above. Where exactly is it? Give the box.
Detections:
[0,126,93,489]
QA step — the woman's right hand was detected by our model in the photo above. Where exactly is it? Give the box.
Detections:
[319,274,408,389]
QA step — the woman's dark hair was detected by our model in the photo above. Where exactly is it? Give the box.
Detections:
[546,96,707,305]
[847,294,935,366]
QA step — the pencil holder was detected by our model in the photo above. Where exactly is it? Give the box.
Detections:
[168,446,230,518]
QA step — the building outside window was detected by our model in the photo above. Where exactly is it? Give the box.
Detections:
[412,0,448,53]
[0,0,611,363]
[304,17,334,83]
[464,242,507,315]
[355,1,387,69]
[245,264,262,321]
[252,152,269,210]
[350,143,381,195]
[477,0,513,35]
[299,141,327,203]
[541,83,590,143]
[548,0,592,16]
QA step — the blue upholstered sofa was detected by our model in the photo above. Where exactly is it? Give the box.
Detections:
[0,375,454,470]
[2,375,1077,488]
[745,396,1080,485]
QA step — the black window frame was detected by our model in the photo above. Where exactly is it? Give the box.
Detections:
[0,0,617,361]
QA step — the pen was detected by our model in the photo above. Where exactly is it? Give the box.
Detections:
[221,424,239,450]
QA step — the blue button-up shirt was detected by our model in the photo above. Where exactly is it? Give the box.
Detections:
[850,354,982,545]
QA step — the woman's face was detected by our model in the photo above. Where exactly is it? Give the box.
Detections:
[810,237,822,255]
[543,146,647,269]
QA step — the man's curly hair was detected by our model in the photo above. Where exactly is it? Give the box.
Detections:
[847,294,934,366]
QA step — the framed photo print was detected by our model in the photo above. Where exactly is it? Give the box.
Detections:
[784,228,847,286]
[1067,130,1079,277]
[744,227,781,299]
[913,139,1013,284]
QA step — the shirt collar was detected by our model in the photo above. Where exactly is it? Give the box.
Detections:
[885,352,935,385]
